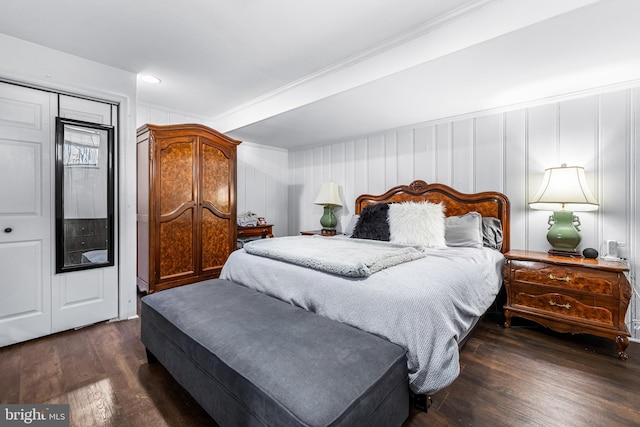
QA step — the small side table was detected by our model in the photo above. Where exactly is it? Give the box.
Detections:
[300,230,341,236]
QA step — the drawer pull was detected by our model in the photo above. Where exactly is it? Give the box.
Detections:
[548,274,570,282]
[549,300,571,309]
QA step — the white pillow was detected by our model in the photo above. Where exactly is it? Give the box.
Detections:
[343,214,360,236]
[388,201,446,248]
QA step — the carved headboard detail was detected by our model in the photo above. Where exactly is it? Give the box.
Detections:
[354,180,510,253]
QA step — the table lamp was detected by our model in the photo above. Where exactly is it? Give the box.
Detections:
[313,182,342,235]
[529,164,599,256]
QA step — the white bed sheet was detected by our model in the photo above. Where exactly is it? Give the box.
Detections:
[220,240,504,394]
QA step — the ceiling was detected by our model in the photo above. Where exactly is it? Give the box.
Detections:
[1,0,639,148]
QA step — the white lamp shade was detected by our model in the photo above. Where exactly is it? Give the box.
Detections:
[314,182,342,206]
[529,165,598,211]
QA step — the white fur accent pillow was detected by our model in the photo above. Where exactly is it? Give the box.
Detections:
[388,201,446,248]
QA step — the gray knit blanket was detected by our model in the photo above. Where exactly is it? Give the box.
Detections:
[243,236,425,277]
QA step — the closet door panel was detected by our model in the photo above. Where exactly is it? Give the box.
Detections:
[59,95,111,125]
[0,83,53,346]
[53,95,119,333]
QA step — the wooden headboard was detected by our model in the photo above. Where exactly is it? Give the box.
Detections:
[355,180,510,253]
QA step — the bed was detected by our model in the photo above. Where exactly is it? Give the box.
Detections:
[220,180,510,395]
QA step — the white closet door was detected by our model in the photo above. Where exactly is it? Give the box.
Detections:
[52,96,118,332]
[0,85,119,346]
[0,82,55,346]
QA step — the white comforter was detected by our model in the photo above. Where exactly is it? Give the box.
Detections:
[220,238,504,394]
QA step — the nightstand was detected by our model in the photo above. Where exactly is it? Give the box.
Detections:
[503,250,631,360]
[299,230,341,236]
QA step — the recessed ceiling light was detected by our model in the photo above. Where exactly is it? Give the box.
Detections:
[139,74,161,84]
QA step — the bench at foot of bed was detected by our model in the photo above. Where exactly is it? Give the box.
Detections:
[141,279,409,427]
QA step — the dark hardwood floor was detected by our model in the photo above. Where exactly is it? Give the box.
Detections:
[1,300,639,426]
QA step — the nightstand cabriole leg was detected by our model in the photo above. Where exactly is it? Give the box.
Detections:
[504,310,512,328]
[616,335,629,360]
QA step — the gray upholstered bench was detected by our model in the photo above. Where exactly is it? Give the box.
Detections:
[141,279,409,427]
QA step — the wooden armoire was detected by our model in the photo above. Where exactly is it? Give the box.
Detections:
[136,124,241,293]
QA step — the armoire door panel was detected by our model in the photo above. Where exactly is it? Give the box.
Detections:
[159,208,195,279]
[201,209,230,271]
[159,140,195,215]
[201,143,230,214]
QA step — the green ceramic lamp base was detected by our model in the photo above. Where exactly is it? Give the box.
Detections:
[546,210,581,254]
[319,205,337,231]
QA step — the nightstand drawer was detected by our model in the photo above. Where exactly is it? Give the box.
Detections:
[237,225,273,238]
[511,261,615,296]
[512,291,614,327]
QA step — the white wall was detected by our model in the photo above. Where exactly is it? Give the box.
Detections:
[137,103,290,237]
[289,86,640,341]
[137,70,640,343]
[6,26,636,343]
[0,33,138,321]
